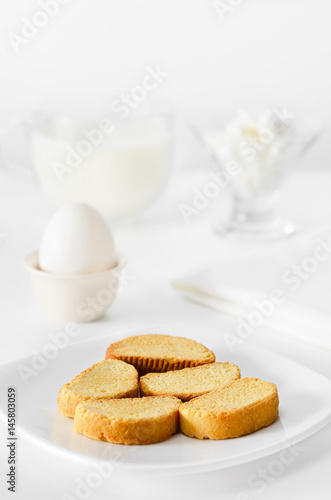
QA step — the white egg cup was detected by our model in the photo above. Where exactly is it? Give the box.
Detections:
[25,251,127,322]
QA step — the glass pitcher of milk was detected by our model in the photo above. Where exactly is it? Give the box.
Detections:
[2,100,174,219]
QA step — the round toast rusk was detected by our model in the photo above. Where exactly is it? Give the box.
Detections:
[105,334,215,375]
[179,378,279,439]
[140,362,240,401]
[58,359,138,418]
[74,396,182,445]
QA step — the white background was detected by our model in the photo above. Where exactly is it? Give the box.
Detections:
[0,0,330,168]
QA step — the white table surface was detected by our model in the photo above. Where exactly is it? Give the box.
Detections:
[1,167,331,500]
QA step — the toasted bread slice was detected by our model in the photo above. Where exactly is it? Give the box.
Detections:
[74,396,182,445]
[57,359,138,418]
[140,362,240,401]
[179,378,279,439]
[105,334,215,375]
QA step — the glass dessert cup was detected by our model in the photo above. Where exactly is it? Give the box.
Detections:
[193,113,324,240]
[214,187,295,239]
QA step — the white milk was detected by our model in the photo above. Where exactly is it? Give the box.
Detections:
[31,115,173,219]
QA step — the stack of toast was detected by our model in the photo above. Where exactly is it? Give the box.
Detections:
[58,334,279,445]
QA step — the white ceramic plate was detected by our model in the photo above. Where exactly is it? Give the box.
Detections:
[1,324,331,475]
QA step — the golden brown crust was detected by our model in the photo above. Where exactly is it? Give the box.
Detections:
[74,396,181,445]
[105,334,215,375]
[140,362,241,401]
[179,378,279,439]
[57,360,138,418]
[57,384,138,419]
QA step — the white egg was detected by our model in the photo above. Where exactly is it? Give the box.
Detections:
[39,203,117,274]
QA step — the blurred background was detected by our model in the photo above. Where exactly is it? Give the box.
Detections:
[1,0,331,325]
[1,0,329,171]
